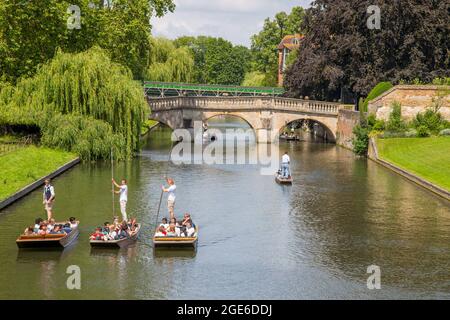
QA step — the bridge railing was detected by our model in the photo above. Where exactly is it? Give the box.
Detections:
[148,96,345,115]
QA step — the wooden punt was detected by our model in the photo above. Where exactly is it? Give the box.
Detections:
[153,226,198,249]
[275,174,293,185]
[16,225,80,249]
[90,224,141,249]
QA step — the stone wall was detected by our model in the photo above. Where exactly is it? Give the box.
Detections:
[368,85,450,121]
[336,109,360,149]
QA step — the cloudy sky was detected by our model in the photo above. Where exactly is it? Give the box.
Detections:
[152,0,313,47]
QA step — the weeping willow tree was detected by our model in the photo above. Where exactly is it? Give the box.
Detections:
[0,47,147,160]
[147,37,195,83]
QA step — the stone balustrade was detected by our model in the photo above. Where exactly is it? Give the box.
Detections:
[148,96,343,115]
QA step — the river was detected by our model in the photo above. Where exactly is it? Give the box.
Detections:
[0,120,449,299]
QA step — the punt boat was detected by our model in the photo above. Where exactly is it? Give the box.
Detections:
[16,224,80,249]
[90,223,141,249]
[275,174,293,185]
[153,226,198,249]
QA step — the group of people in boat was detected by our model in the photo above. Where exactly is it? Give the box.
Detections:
[155,214,196,238]
[89,217,139,241]
[24,217,78,236]
[280,132,300,141]
[22,174,197,242]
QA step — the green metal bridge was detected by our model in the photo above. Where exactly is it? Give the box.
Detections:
[144,81,285,98]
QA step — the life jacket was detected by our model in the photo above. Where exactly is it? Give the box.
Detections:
[44,185,54,201]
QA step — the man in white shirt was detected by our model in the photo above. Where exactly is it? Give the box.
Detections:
[42,179,56,220]
[281,152,291,178]
[113,178,128,222]
[162,178,176,220]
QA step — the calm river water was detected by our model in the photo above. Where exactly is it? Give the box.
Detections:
[0,121,449,299]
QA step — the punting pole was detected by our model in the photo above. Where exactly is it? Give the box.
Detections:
[111,148,115,218]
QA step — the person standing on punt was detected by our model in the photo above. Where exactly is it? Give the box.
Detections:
[42,179,55,221]
[112,178,128,222]
[162,178,176,220]
[281,152,291,178]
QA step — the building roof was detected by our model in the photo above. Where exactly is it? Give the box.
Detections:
[278,34,304,50]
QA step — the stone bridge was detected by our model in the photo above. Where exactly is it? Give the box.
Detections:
[147,96,347,143]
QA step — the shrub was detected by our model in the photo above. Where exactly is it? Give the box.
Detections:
[361,82,393,112]
[352,124,370,156]
[416,125,430,137]
[404,129,418,138]
[413,108,449,136]
[386,101,407,133]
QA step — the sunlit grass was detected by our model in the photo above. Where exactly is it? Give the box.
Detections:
[377,137,450,191]
[0,146,77,201]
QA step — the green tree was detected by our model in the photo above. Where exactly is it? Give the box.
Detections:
[284,0,450,101]
[0,47,147,160]
[249,6,305,85]
[147,37,195,83]
[0,0,175,83]
[174,36,251,85]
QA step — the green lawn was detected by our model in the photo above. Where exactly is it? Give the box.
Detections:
[0,146,77,201]
[377,137,450,191]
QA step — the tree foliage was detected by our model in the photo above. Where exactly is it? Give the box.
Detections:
[0,0,175,83]
[174,36,251,85]
[0,47,147,160]
[249,6,305,86]
[284,0,450,101]
[147,37,195,83]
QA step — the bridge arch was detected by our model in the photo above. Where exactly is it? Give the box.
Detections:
[272,114,337,142]
[203,112,257,131]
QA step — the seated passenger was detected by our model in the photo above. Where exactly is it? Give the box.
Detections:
[113,216,120,228]
[34,218,43,233]
[166,225,177,237]
[117,223,129,239]
[47,218,56,232]
[182,214,195,228]
[160,218,169,229]
[38,224,49,235]
[69,217,78,228]
[90,228,104,241]
[62,223,72,234]
[50,225,65,235]
[102,222,110,235]
[102,226,118,241]
[155,226,167,237]
[184,221,196,237]
[24,226,35,235]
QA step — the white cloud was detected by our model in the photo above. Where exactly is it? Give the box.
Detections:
[152,0,313,46]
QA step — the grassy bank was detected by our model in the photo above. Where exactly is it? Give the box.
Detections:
[0,146,77,201]
[377,137,450,191]
[141,120,159,135]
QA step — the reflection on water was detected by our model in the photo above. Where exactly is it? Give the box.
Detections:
[0,124,449,299]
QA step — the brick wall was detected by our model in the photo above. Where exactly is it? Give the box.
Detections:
[336,109,360,149]
[368,85,450,121]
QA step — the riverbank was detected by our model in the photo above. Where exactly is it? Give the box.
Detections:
[0,146,78,202]
[370,137,450,200]
[141,120,160,136]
